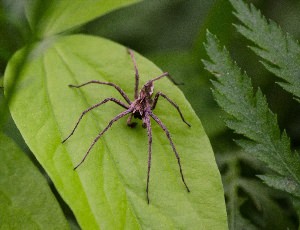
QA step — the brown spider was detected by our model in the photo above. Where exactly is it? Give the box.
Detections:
[62,49,191,203]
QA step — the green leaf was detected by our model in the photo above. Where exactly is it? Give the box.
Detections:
[0,132,69,229]
[229,0,300,101]
[25,0,141,37]
[5,35,228,229]
[258,174,300,198]
[218,151,295,229]
[203,31,300,198]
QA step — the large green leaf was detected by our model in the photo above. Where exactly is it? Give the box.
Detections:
[25,0,140,37]
[5,35,227,229]
[0,132,69,229]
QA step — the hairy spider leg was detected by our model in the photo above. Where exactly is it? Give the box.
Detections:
[151,92,191,127]
[144,114,152,204]
[69,80,131,104]
[127,49,140,100]
[62,98,129,143]
[150,112,190,193]
[73,108,133,170]
[148,71,183,86]
[148,72,170,84]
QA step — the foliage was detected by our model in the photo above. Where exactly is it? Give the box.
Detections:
[0,98,70,229]
[203,0,300,228]
[203,30,300,197]
[218,150,295,229]
[1,0,227,229]
[230,0,300,101]
[1,0,300,229]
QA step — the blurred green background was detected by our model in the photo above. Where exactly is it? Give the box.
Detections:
[1,0,300,229]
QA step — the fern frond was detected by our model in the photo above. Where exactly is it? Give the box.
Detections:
[229,0,300,101]
[203,31,300,198]
[217,151,293,229]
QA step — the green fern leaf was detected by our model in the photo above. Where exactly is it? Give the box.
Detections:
[217,151,293,229]
[229,0,300,101]
[203,31,300,199]
[258,174,300,197]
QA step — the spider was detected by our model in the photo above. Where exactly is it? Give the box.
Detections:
[62,49,191,203]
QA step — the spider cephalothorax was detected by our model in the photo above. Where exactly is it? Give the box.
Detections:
[62,49,191,203]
